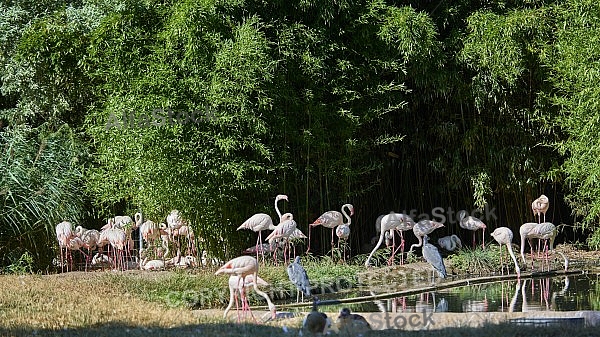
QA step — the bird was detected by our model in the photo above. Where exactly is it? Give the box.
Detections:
[140,258,165,270]
[224,274,270,320]
[98,227,127,270]
[490,227,520,278]
[422,235,447,282]
[138,216,160,257]
[335,308,371,335]
[55,221,74,273]
[519,222,538,264]
[266,213,297,264]
[287,256,311,303]
[67,236,89,270]
[409,219,444,254]
[526,222,557,271]
[365,212,414,266]
[215,255,276,321]
[237,194,288,262]
[335,223,350,262]
[308,204,354,258]
[457,210,486,248]
[74,226,100,271]
[437,234,462,252]
[532,194,549,223]
[301,297,329,336]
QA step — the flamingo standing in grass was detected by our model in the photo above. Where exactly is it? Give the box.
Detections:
[75,226,100,271]
[409,219,444,254]
[55,221,74,272]
[365,212,414,267]
[458,210,486,248]
[224,274,270,320]
[215,256,276,322]
[308,204,354,258]
[265,213,297,264]
[491,227,520,278]
[237,194,288,262]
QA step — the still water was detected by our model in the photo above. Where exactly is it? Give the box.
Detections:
[315,273,600,313]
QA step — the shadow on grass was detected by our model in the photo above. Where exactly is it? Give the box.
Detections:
[0,322,598,337]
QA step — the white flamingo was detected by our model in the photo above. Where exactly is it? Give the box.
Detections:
[308,204,354,257]
[266,213,297,264]
[519,222,538,264]
[365,212,414,267]
[526,222,557,271]
[237,194,288,262]
[224,274,270,320]
[67,236,88,270]
[141,257,165,270]
[215,256,276,322]
[491,227,521,278]
[458,210,486,248]
[98,228,127,270]
[409,219,444,254]
[532,194,549,223]
[55,221,74,272]
[75,226,100,271]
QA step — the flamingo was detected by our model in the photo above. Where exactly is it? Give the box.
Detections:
[224,274,270,321]
[437,234,462,252]
[519,222,538,264]
[526,222,557,271]
[67,236,89,270]
[532,194,549,223]
[75,226,100,271]
[98,227,127,270]
[308,204,354,258]
[490,227,520,278]
[409,219,444,254]
[237,194,288,262]
[335,223,350,262]
[457,210,486,248]
[55,221,74,272]
[365,212,414,267]
[265,213,297,264]
[215,256,276,322]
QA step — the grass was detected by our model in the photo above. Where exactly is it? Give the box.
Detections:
[0,250,598,337]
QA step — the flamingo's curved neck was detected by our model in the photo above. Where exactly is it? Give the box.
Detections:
[275,197,283,219]
[341,204,352,225]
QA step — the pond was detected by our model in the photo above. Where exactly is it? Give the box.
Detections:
[286,272,600,314]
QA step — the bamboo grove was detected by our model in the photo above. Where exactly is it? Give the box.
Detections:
[1,0,600,268]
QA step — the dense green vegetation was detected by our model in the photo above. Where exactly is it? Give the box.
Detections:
[2,0,600,268]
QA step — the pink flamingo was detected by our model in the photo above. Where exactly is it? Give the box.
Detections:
[458,210,486,248]
[308,204,354,257]
[237,195,288,262]
[531,195,549,223]
[265,213,297,264]
[409,219,444,253]
[215,256,276,322]
[55,221,74,272]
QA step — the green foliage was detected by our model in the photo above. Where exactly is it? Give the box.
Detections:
[0,125,88,268]
[447,245,502,275]
[2,251,34,275]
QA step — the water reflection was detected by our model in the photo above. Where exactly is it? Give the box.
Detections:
[365,274,599,313]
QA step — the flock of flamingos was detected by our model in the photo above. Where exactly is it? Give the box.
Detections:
[54,193,564,329]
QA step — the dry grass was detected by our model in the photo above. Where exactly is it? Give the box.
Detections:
[0,268,598,337]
